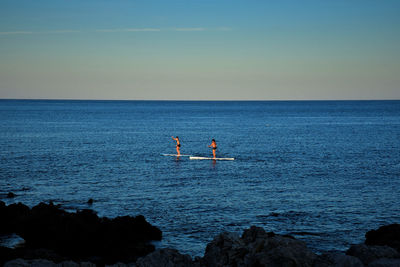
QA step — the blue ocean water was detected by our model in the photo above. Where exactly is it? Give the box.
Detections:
[1,100,399,256]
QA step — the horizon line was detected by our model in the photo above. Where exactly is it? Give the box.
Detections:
[0,98,399,102]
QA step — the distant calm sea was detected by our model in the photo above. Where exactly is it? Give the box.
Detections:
[1,100,399,256]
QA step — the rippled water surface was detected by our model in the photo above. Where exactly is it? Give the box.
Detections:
[1,100,400,256]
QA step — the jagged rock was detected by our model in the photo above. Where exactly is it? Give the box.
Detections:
[201,226,317,267]
[366,224,400,252]
[368,258,400,267]
[347,244,400,266]
[0,202,30,234]
[314,252,364,267]
[0,246,17,266]
[0,201,162,265]
[135,248,197,267]
[201,232,246,266]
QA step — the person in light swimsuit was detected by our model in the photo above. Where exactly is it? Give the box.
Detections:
[208,139,217,159]
[171,136,181,156]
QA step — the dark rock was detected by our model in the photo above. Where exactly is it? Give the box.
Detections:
[242,225,273,243]
[10,247,67,263]
[201,226,318,267]
[201,232,245,266]
[7,192,15,198]
[314,252,364,267]
[0,202,30,234]
[366,224,400,252]
[368,258,400,267]
[0,202,162,265]
[87,198,94,205]
[135,248,197,267]
[0,246,17,267]
[347,244,400,266]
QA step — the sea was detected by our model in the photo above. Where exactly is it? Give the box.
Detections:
[0,99,399,257]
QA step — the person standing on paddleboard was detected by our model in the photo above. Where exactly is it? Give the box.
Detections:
[208,139,217,159]
[172,136,181,156]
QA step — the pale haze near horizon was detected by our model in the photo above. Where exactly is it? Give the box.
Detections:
[0,0,399,100]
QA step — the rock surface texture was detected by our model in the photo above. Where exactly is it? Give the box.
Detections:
[0,201,162,265]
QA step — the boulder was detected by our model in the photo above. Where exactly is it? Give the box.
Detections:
[0,201,162,265]
[314,252,364,267]
[0,246,17,266]
[347,244,400,266]
[368,258,400,267]
[201,226,318,267]
[201,232,246,266]
[0,202,30,234]
[135,248,197,267]
[366,224,400,252]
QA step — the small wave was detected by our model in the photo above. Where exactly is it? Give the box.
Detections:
[0,233,25,249]
[290,231,323,236]
[257,211,310,219]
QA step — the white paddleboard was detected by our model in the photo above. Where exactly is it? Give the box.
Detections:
[189,156,235,161]
[162,154,192,157]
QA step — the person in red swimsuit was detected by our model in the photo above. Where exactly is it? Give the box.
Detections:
[171,136,181,156]
[208,139,217,159]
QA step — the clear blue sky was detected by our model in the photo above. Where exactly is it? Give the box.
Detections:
[1,0,399,100]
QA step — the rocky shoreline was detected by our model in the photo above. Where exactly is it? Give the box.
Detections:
[0,201,161,265]
[1,201,399,266]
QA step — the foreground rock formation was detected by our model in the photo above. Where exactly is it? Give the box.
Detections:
[0,201,162,265]
[197,226,399,267]
[1,201,399,266]
[134,225,400,267]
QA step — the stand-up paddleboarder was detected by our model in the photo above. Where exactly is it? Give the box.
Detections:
[208,139,217,159]
[172,136,181,156]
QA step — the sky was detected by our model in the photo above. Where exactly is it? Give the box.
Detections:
[0,0,399,100]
